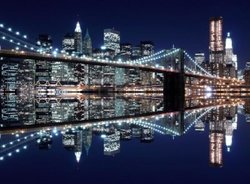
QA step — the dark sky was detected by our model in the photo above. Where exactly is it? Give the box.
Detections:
[0,0,249,69]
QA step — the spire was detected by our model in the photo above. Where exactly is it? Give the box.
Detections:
[225,32,232,49]
[75,151,82,163]
[85,28,90,39]
[75,21,82,33]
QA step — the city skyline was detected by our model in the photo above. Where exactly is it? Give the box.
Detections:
[0,0,249,69]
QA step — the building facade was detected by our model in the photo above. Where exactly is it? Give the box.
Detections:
[104,28,120,55]
[74,22,83,55]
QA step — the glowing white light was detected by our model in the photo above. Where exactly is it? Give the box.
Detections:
[101,134,106,138]
[0,24,4,28]
[10,142,13,145]
[2,36,5,40]
[0,157,4,160]
[53,51,57,56]
[16,31,20,35]
[75,21,82,32]
[8,153,12,156]
[23,35,27,39]
[101,46,106,50]
[23,145,27,149]
[8,27,12,31]
[225,32,232,50]
[16,149,20,153]
[2,145,6,148]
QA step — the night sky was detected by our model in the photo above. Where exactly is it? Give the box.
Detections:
[0,0,249,69]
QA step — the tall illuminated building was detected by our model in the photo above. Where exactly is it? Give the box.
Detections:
[104,131,120,156]
[209,119,224,167]
[225,32,238,77]
[82,128,92,155]
[104,28,120,55]
[62,33,75,55]
[209,17,224,63]
[83,29,92,56]
[140,41,154,57]
[74,21,83,55]
[194,53,205,65]
[120,43,132,60]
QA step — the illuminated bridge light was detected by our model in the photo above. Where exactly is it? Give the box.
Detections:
[8,27,12,31]
[0,24,4,28]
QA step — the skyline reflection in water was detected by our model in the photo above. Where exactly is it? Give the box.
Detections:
[0,60,250,183]
[1,94,250,183]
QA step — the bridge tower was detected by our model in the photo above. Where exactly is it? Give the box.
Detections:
[163,49,185,111]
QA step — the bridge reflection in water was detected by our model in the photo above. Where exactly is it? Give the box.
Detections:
[0,92,244,168]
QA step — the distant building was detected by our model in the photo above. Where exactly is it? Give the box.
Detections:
[225,33,237,67]
[83,29,92,56]
[74,21,83,55]
[209,17,224,64]
[209,119,224,167]
[62,33,75,55]
[120,43,132,60]
[194,52,205,65]
[62,129,83,163]
[103,131,120,156]
[244,61,250,85]
[140,41,154,57]
[36,34,53,53]
[104,28,120,55]
[92,48,115,60]
[132,46,141,59]
[224,32,237,78]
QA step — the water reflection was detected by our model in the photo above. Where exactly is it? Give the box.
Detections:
[0,93,245,168]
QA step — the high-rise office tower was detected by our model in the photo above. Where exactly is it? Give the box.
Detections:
[209,17,224,63]
[104,28,120,55]
[83,29,92,56]
[120,43,132,60]
[62,33,75,55]
[194,52,205,65]
[74,21,83,55]
[132,46,141,59]
[140,41,154,57]
[209,119,224,167]
[225,32,238,69]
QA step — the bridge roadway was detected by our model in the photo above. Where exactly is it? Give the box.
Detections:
[0,50,234,82]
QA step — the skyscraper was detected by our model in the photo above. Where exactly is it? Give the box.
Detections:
[140,41,154,57]
[74,21,83,55]
[120,43,132,60]
[83,29,92,56]
[194,52,205,65]
[224,32,238,77]
[62,33,75,55]
[104,28,120,55]
[209,17,224,63]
